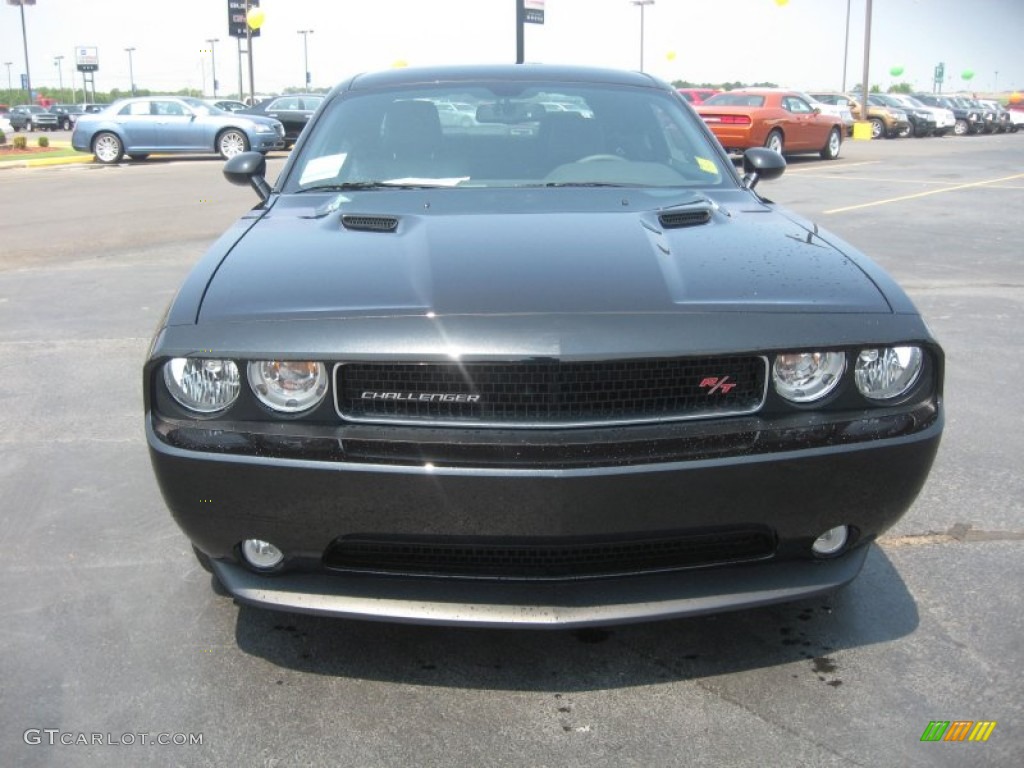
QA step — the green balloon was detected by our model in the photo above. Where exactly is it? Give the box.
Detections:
[889,66,904,77]
[962,69,975,80]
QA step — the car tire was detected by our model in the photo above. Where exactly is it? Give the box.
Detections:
[898,124,912,138]
[820,127,841,160]
[92,132,125,164]
[869,118,885,139]
[192,545,231,596]
[128,154,150,161]
[27,121,34,132]
[217,129,249,159]
[764,129,784,155]
[953,119,968,136]
[61,118,71,130]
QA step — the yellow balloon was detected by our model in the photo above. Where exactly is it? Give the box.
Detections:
[775,0,789,6]
[392,59,408,69]
[246,7,265,30]
[666,51,677,61]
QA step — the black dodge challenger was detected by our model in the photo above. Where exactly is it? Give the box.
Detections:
[145,65,943,627]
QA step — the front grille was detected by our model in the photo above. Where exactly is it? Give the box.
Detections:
[323,529,776,579]
[335,356,767,427]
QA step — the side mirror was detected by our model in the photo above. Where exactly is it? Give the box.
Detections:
[741,147,786,190]
[224,151,271,202]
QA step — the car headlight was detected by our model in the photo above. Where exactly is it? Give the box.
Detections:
[163,358,241,413]
[248,361,328,413]
[854,346,923,401]
[772,352,845,403]
[253,123,273,133]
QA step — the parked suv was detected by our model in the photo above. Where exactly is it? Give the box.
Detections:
[809,93,910,139]
[8,105,59,132]
[915,94,982,136]
[885,94,955,137]
[871,94,936,137]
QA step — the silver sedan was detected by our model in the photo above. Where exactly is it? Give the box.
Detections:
[71,96,285,164]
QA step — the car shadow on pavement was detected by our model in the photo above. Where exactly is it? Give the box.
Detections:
[231,544,918,692]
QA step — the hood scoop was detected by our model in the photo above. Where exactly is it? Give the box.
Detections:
[658,207,712,229]
[342,214,399,233]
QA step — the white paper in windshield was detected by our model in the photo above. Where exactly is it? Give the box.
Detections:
[299,153,348,185]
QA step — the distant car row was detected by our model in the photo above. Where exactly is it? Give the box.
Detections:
[690,88,1020,160]
[4,103,108,131]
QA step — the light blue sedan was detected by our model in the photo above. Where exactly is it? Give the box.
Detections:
[71,96,285,164]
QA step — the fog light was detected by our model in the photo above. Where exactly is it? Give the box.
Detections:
[241,539,284,570]
[812,526,849,557]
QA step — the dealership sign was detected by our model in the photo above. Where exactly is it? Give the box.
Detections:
[76,47,99,73]
[228,0,261,38]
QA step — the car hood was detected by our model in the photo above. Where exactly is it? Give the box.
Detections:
[199,189,891,323]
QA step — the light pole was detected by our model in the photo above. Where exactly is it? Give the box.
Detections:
[630,0,655,73]
[125,47,136,96]
[53,55,64,103]
[4,62,12,106]
[205,38,219,98]
[13,0,34,103]
[297,29,313,89]
[841,0,851,92]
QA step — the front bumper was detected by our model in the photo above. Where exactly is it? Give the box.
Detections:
[211,545,869,628]
[253,134,286,152]
[149,407,941,625]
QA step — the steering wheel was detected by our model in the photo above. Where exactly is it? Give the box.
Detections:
[576,154,627,163]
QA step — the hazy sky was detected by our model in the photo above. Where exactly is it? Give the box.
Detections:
[2,0,1021,100]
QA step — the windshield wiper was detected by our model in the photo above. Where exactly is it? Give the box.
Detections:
[297,181,450,193]
[537,182,641,188]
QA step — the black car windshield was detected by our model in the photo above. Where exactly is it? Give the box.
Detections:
[284,81,733,192]
[181,97,226,116]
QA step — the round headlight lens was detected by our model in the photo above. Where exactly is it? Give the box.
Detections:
[772,351,845,403]
[247,360,328,413]
[855,346,923,400]
[163,358,240,413]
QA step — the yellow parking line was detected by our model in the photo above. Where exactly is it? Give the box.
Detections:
[824,173,1024,214]
[798,174,954,186]
[788,160,881,174]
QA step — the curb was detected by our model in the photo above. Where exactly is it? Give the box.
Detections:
[0,139,93,170]
[0,154,94,170]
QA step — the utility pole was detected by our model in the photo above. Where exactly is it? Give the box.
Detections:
[15,0,33,103]
[859,0,872,125]
[206,38,219,97]
[54,54,64,102]
[125,47,136,96]
[841,0,851,93]
[297,29,313,89]
[630,0,655,73]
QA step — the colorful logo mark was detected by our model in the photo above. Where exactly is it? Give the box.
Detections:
[920,721,997,742]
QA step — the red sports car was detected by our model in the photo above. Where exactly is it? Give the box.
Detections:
[676,88,720,105]
[696,89,843,159]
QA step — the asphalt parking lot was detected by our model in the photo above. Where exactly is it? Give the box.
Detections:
[1,134,1022,766]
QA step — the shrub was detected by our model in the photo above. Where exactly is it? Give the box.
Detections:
[37,135,49,148]
[13,135,27,149]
